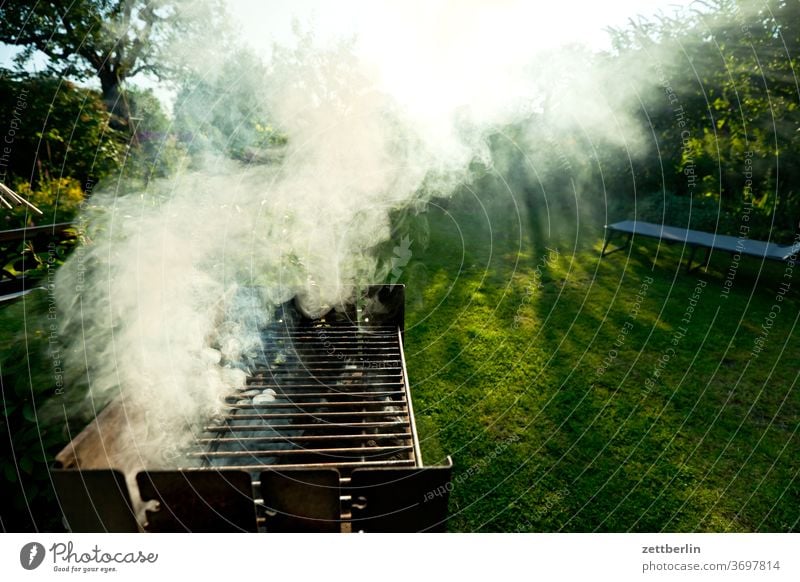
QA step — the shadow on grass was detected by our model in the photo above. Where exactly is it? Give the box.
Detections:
[401,183,799,532]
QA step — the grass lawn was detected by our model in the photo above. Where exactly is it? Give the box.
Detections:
[1,181,797,532]
[401,183,799,532]
[0,287,82,531]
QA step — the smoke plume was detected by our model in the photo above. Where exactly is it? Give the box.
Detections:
[55,4,670,467]
[56,36,477,466]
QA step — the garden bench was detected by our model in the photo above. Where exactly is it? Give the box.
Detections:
[602,220,799,272]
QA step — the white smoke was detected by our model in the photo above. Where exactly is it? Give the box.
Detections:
[55,4,677,467]
[55,36,477,466]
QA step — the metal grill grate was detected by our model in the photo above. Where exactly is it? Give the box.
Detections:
[188,311,420,472]
[53,285,452,532]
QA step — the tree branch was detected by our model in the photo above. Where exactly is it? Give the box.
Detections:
[48,1,105,71]
[129,62,160,77]
[126,0,157,71]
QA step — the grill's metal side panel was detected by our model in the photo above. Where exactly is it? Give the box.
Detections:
[364,284,405,332]
[50,469,139,532]
[136,470,257,532]
[349,457,453,532]
[53,399,144,475]
[397,328,422,466]
[260,469,341,532]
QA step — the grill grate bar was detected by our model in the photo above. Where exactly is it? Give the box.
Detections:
[196,433,412,445]
[262,348,399,354]
[264,344,400,350]
[224,399,406,409]
[259,353,402,359]
[267,352,400,359]
[269,328,396,335]
[266,339,399,346]
[230,390,403,398]
[270,329,396,334]
[244,379,402,386]
[248,366,401,373]
[250,375,397,381]
[188,445,412,459]
[220,410,408,420]
[183,459,416,471]
[253,361,402,368]
[203,421,409,432]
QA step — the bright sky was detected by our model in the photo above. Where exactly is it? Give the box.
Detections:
[0,0,696,114]
[224,0,697,120]
[227,0,695,54]
[0,1,696,68]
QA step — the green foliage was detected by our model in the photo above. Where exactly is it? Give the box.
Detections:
[123,87,188,185]
[0,290,90,532]
[0,73,125,195]
[605,0,800,239]
[0,0,166,82]
[172,49,287,163]
[0,0,229,127]
[0,224,80,290]
[400,176,799,532]
[0,73,187,227]
[10,177,85,227]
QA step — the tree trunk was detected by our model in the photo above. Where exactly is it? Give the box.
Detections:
[98,68,130,131]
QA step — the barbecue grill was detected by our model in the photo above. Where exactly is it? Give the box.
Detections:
[52,285,452,532]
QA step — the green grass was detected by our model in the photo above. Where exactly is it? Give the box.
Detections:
[0,288,81,531]
[2,183,798,532]
[401,187,799,532]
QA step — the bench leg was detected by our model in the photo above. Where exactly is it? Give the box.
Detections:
[686,246,712,273]
[702,247,712,271]
[602,231,632,257]
[601,230,614,256]
[686,246,698,272]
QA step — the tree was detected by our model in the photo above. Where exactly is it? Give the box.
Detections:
[0,0,226,128]
[604,0,800,239]
[0,72,126,227]
[0,73,124,187]
[173,48,285,163]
